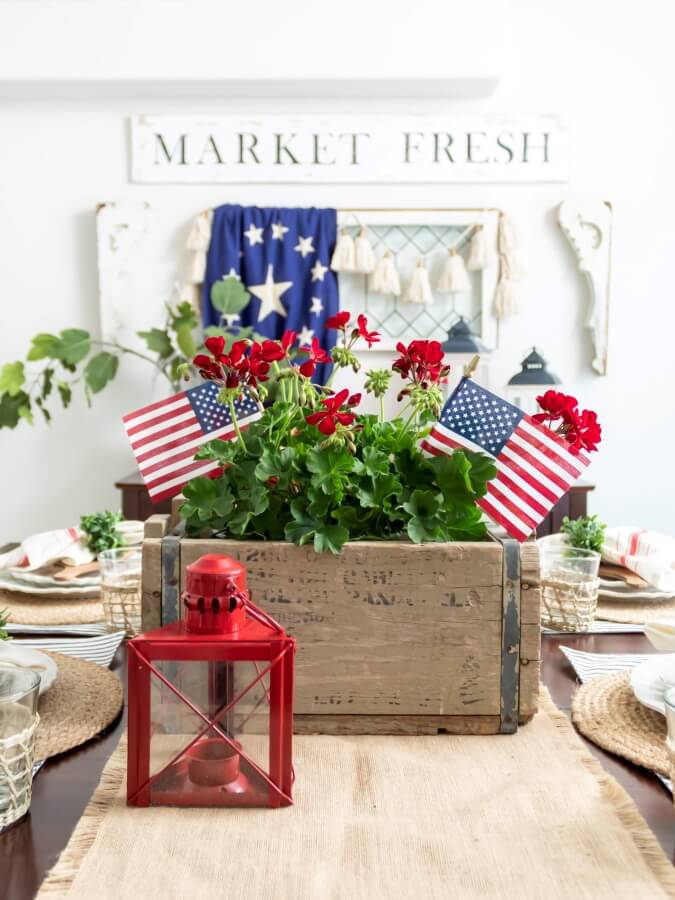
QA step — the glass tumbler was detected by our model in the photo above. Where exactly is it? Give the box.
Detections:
[664,686,675,800]
[0,665,40,828]
[99,547,142,636]
[540,546,601,632]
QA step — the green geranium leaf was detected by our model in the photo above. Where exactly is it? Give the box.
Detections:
[429,452,473,497]
[464,450,498,497]
[210,278,250,316]
[284,499,319,546]
[0,362,25,397]
[356,473,402,510]
[255,446,295,490]
[137,328,173,359]
[18,404,33,425]
[313,523,349,555]
[194,438,241,466]
[174,323,197,359]
[306,448,353,499]
[170,300,199,330]
[403,489,444,543]
[56,329,91,365]
[181,476,234,523]
[27,333,60,361]
[353,446,390,478]
[403,489,443,519]
[85,352,119,393]
[41,367,54,401]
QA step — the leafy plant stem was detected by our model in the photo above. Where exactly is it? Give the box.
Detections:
[379,396,385,423]
[228,399,247,449]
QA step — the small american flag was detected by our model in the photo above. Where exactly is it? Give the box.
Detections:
[123,381,261,503]
[422,378,590,541]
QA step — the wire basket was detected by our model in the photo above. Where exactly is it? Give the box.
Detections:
[539,546,601,633]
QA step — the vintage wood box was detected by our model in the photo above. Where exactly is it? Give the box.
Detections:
[142,514,540,735]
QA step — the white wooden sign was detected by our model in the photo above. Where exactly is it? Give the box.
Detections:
[131,114,569,184]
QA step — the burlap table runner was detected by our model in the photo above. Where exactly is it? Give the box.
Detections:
[571,670,669,777]
[35,652,123,760]
[0,589,104,625]
[37,691,675,900]
[596,596,675,625]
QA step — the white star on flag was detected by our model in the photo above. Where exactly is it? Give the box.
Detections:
[310,296,324,315]
[298,325,314,345]
[247,264,293,321]
[311,260,328,282]
[222,268,241,280]
[244,224,264,246]
[294,236,315,258]
[271,222,289,240]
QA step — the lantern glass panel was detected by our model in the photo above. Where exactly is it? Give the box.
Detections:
[146,659,272,808]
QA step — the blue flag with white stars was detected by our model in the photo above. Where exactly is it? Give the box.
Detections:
[203,204,339,383]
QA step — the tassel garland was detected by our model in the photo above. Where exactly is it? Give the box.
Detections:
[404,260,433,305]
[185,210,212,285]
[493,278,522,318]
[371,251,401,296]
[498,213,520,255]
[436,248,471,293]
[500,252,524,282]
[466,225,490,271]
[330,228,356,272]
[354,228,376,274]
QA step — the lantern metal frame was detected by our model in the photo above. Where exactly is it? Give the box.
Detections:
[127,599,295,809]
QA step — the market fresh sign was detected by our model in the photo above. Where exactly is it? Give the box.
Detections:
[131,114,568,184]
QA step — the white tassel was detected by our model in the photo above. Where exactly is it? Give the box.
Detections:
[371,251,401,296]
[494,276,522,318]
[404,260,433,305]
[467,225,490,271]
[501,252,524,282]
[498,213,520,255]
[186,210,212,285]
[436,249,471,294]
[354,228,376,274]
[330,228,356,272]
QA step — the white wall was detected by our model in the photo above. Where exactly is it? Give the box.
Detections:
[1,0,674,543]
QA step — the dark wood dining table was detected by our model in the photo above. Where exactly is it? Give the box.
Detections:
[1,633,673,899]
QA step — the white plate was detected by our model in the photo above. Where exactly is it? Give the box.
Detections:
[0,572,100,598]
[0,644,58,694]
[629,654,675,715]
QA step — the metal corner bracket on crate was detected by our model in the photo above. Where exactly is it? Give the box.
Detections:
[142,515,541,736]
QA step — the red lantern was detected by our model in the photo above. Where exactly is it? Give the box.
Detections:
[126,554,295,808]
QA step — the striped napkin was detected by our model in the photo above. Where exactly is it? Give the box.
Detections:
[560,646,671,792]
[544,621,645,635]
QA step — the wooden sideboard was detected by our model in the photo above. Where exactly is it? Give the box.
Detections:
[115,472,595,536]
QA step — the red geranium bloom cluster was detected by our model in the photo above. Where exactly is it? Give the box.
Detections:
[297,337,331,378]
[354,314,380,348]
[533,389,602,453]
[392,339,449,385]
[326,311,351,330]
[305,388,358,436]
[193,330,298,391]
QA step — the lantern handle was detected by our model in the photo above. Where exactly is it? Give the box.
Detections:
[463,354,480,378]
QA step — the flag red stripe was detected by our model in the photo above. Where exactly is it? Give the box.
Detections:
[122,393,186,423]
[149,466,222,502]
[498,454,560,505]
[144,458,221,493]
[504,439,570,493]
[134,427,204,463]
[139,442,204,477]
[516,426,583,480]
[527,415,591,467]
[131,418,199,451]
[477,497,528,541]
[494,470,547,518]
[487,482,538,532]
[428,428,464,452]
[125,403,192,437]
[420,439,443,456]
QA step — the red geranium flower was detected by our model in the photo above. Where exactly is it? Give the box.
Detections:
[247,343,272,385]
[193,354,222,381]
[392,339,448,385]
[355,314,380,348]
[326,311,351,330]
[298,337,331,377]
[305,389,356,436]
[533,390,578,424]
[564,408,602,453]
[347,392,361,407]
[204,335,225,358]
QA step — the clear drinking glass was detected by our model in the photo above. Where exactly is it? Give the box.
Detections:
[99,547,142,636]
[0,665,40,828]
[664,686,675,800]
[540,546,601,632]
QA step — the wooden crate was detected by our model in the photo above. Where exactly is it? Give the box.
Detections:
[142,515,540,735]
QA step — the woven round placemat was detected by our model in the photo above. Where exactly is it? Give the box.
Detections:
[571,671,669,776]
[35,651,123,760]
[596,596,675,625]
[0,589,104,625]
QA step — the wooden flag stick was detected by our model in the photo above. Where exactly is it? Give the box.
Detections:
[463,355,480,378]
